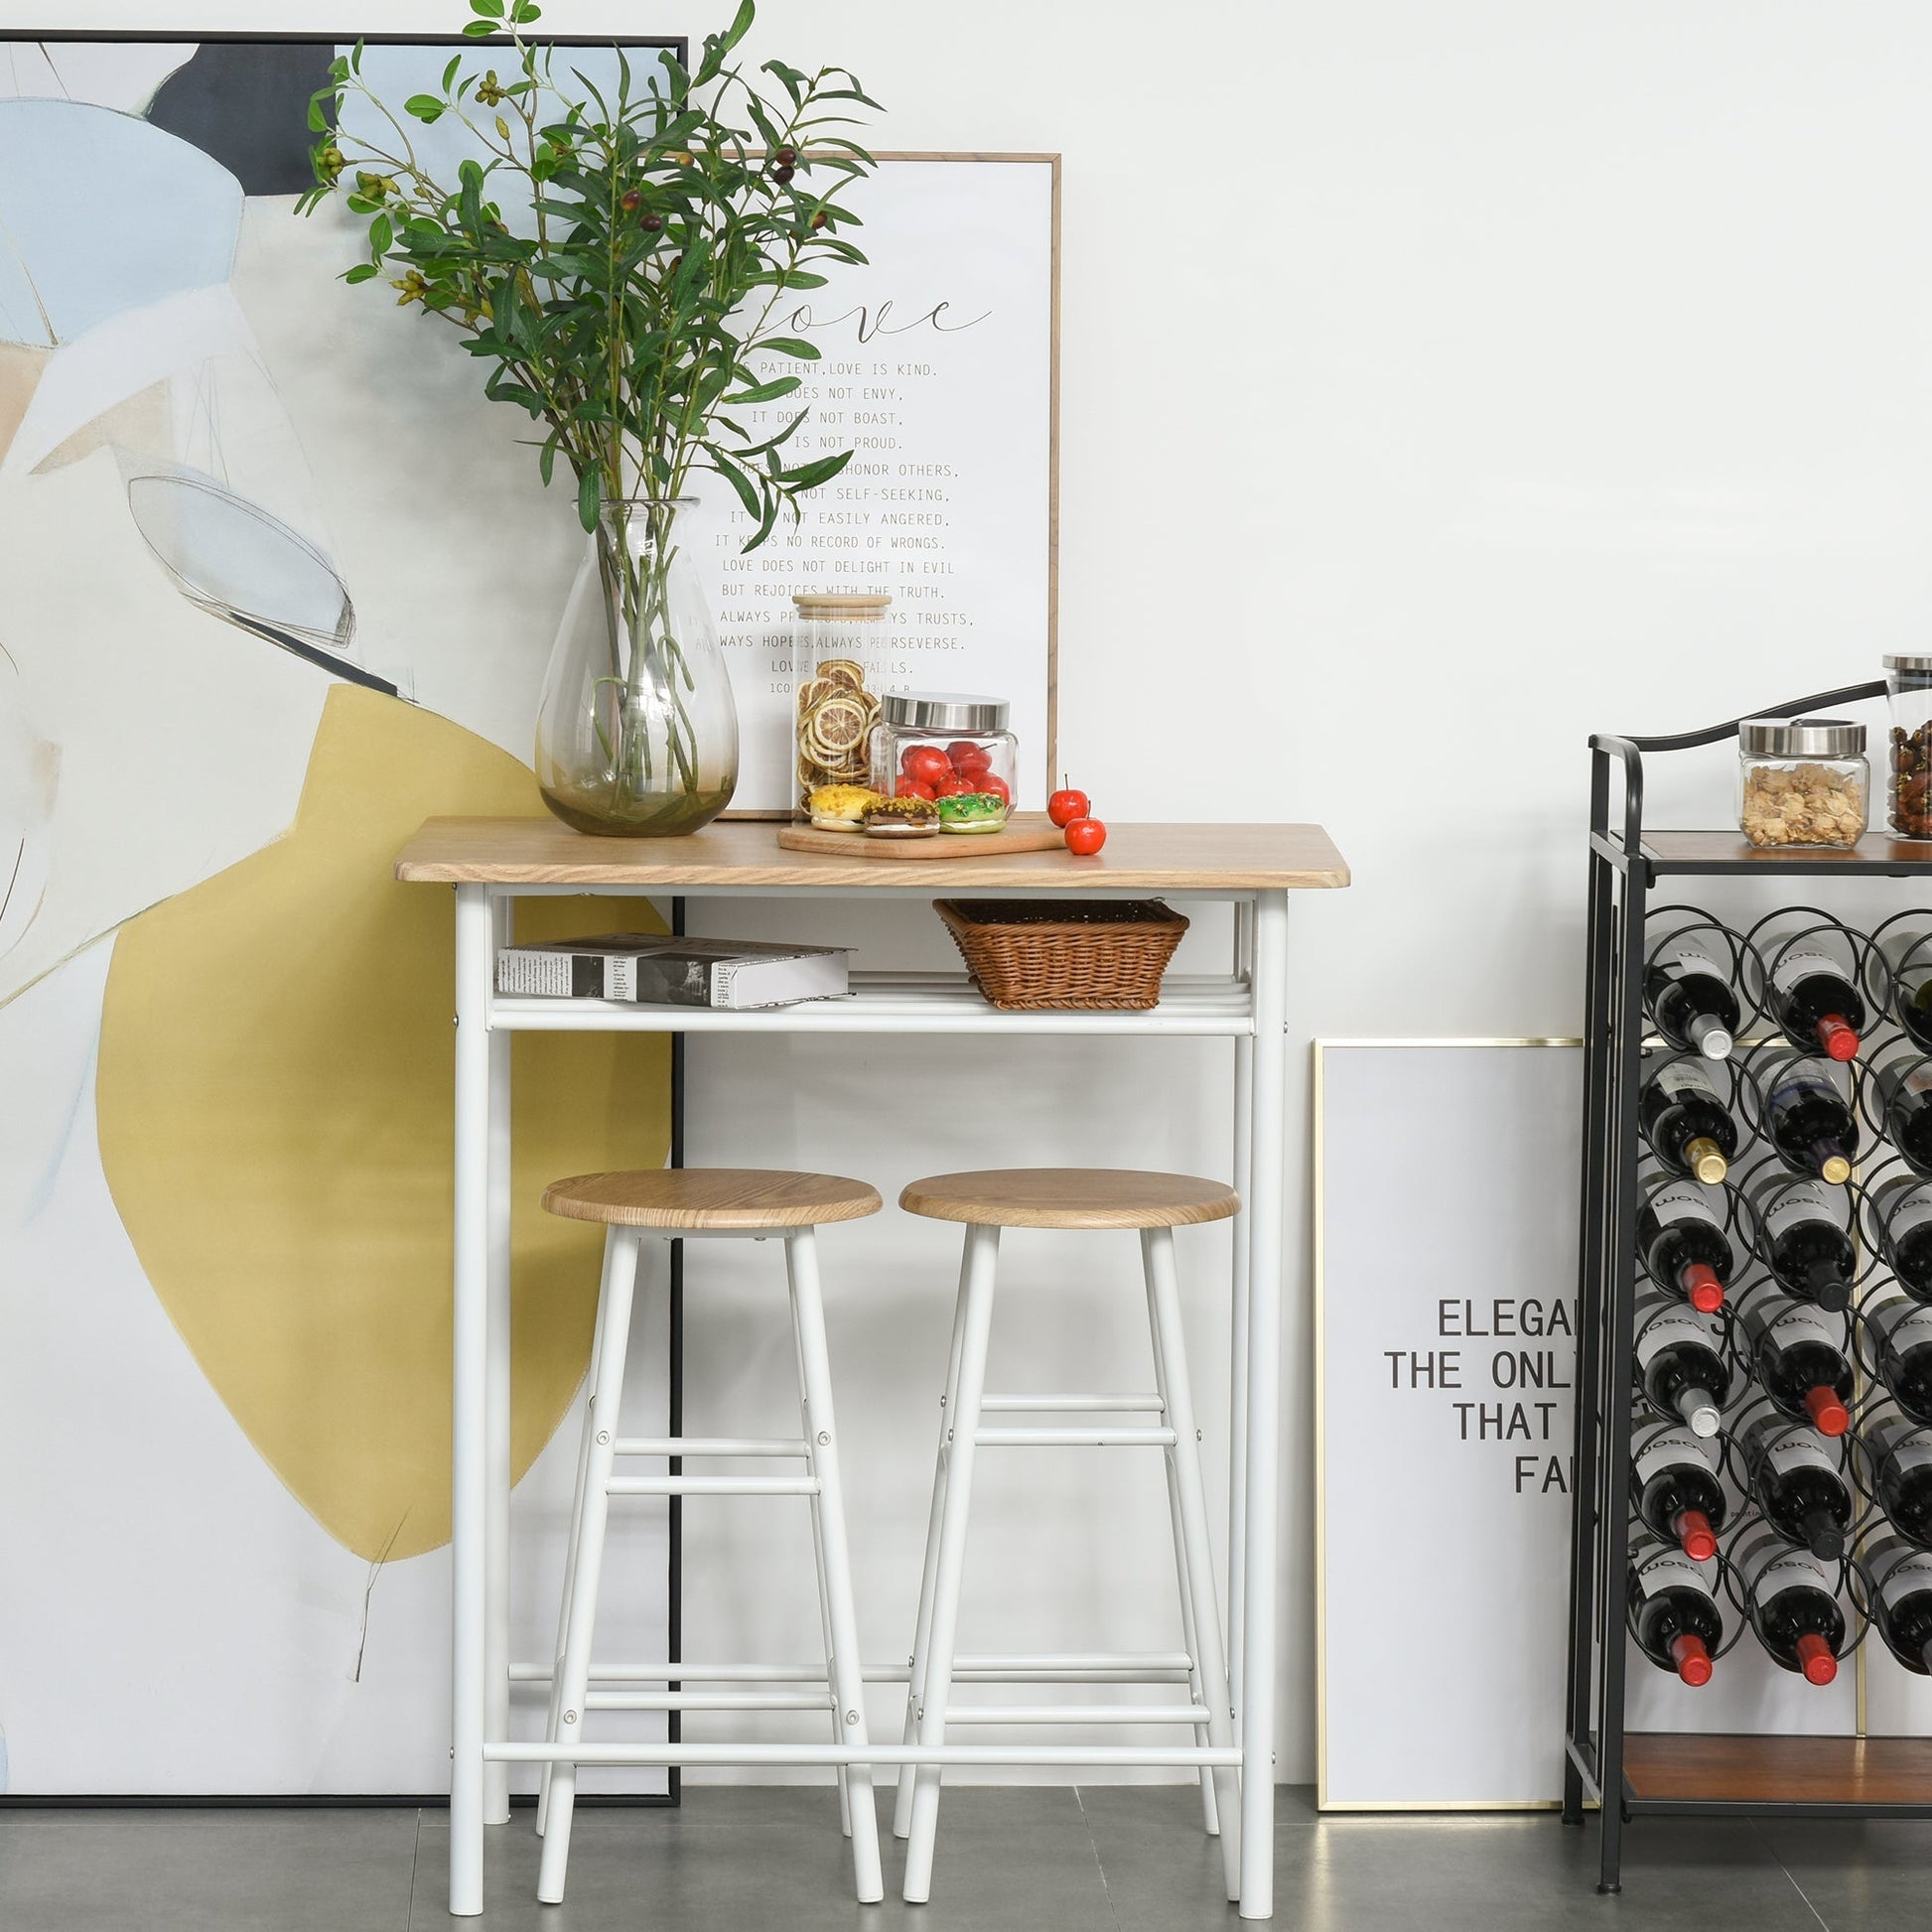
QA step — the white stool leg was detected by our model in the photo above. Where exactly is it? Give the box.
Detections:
[536,1225,640,1906]
[785,1228,885,1905]
[538,1260,612,1838]
[1144,1227,1241,1900]
[894,1254,974,1839]
[1149,1284,1221,1839]
[785,1244,853,1842]
[902,1222,1000,1905]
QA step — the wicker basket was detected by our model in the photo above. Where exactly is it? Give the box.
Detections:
[934,898,1190,1011]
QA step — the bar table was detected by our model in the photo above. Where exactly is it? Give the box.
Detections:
[395,815,1349,1918]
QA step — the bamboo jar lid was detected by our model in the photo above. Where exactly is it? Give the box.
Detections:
[792,592,892,620]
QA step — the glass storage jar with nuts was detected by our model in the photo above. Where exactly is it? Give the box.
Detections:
[791,592,891,822]
[1885,655,1932,840]
[1737,717,1868,850]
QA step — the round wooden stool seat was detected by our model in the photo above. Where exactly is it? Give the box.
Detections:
[898,1168,1240,1231]
[541,1168,882,1230]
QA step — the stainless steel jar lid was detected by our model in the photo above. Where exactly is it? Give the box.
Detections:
[1883,654,1932,675]
[883,691,1010,732]
[1738,716,1866,758]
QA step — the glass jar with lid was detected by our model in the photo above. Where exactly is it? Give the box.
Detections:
[1737,717,1868,850]
[1884,655,1932,839]
[791,592,892,819]
[871,692,1018,834]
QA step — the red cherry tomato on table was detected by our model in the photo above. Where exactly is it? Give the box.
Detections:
[901,745,953,788]
[896,777,936,800]
[947,740,992,774]
[933,775,979,798]
[1047,787,1090,828]
[1063,816,1107,857]
[975,773,1012,806]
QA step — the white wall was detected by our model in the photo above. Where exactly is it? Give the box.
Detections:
[19,0,1932,1784]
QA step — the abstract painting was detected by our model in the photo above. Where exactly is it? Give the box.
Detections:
[0,32,682,1796]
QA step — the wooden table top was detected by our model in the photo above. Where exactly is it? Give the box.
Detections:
[395,816,1351,892]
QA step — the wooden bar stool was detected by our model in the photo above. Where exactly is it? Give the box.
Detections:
[533,1168,885,1907]
[894,1169,1243,1905]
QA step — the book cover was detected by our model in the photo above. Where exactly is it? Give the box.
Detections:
[495,934,852,1009]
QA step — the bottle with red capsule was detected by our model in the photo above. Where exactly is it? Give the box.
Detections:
[1632,1426,1726,1560]
[1635,1174,1734,1311]
[1735,1526,1847,1685]
[1628,1548,1724,1686]
[1749,917,1865,1061]
[1739,1298,1854,1436]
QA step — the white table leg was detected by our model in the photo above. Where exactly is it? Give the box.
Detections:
[1229,898,1253,1725]
[485,896,513,1825]
[451,884,493,1915]
[1239,890,1288,1918]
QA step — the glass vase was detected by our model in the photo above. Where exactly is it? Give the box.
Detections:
[535,497,739,836]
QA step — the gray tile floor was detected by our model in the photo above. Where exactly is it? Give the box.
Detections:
[0,1784,1916,1931]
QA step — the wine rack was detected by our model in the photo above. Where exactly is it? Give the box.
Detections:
[1566,678,1932,1891]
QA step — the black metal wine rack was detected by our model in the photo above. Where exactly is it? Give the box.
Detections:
[1566,679,1932,1891]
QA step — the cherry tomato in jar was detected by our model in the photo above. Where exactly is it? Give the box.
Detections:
[901,745,953,788]
[946,740,992,774]
[1047,787,1090,828]
[933,774,980,798]
[896,776,936,800]
[1063,816,1107,856]
[975,773,1012,806]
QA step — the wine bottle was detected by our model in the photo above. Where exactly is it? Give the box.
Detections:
[1739,1414,1855,1560]
[1862,1535,1932,1676]
[1863,1413,1932,1548]
[1638,1060,1736,1185]
[1873,1044,1932,1176]
[1871,1172,1932,1303]
[1644,933,1739,1060]
[1735,1528,1846,1684]
[1743,1171,1856,1311]
[1633,1427,1726,1559]
[1866,1297,1932,1427]
[1747,1045,1858,1182]
[1868,919,1932,1054]
[1761,938,1864,1061]
[1634,1298,1731,1437]
[1628,1549,1724,1686]
[1635,1176,1733,1311]
[1740,1299,1854,1435]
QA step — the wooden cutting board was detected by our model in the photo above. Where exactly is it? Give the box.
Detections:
[775,812,1068,860]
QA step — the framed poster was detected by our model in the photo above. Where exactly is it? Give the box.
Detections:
[685,152,1059,816]
[0,30,682,1799]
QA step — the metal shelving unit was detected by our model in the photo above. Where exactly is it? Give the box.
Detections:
[1563,678,1932,1890]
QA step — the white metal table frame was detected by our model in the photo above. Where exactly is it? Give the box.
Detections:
[445,879,1290,1918]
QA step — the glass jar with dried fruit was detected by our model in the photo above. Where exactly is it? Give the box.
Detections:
[791,593,892,821]
[1736,718,1867,850]
[1885,655,1932,840]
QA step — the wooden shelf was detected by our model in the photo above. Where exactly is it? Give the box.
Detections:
[1625,1733,1932,1807]
[1632,830,1932,876]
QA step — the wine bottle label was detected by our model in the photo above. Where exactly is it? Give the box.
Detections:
[1751,1303,1839,1352]
[1902,1060,1932,1100]
[1767,1066,1844,1112]
[1635,1311,1724,1372]
[1638,1551,1716,1600]
[1886,1186,1932,1239]
[1866,1415,1932,1471]
[1654,1062,1724,1102]
[1771,948,1845,995]
[1880,1550,1932,1610]
[1649,1179,1723,1228]
[1634,1429,1719,1488]
[1653,938,1725,981]
[1760,1182,1842,1234]
[1760,1432,1839,1478]
[1748,1549,1837,1601]
[1870,1301,1932,1352]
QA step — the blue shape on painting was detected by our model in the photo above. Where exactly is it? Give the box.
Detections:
[0,98,241,348]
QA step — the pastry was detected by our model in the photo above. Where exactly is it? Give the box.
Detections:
[806,783,883,831]
[861,794,940,838]
[935,792,1009,835]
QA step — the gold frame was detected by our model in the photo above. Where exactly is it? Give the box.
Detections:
[722,151,1060,819]
[1312,1036,1585,1813]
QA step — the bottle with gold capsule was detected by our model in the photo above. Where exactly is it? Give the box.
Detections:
[1743,1043,1857,1183]
[1638,1058,1736,1184]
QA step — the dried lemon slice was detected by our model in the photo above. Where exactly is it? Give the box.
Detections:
[816,657,867,692]
[804,692,869,759]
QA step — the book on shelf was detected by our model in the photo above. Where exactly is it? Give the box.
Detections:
[495,933,852,1010]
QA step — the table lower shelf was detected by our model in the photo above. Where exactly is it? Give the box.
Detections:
[1624,1733,1932,1810]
